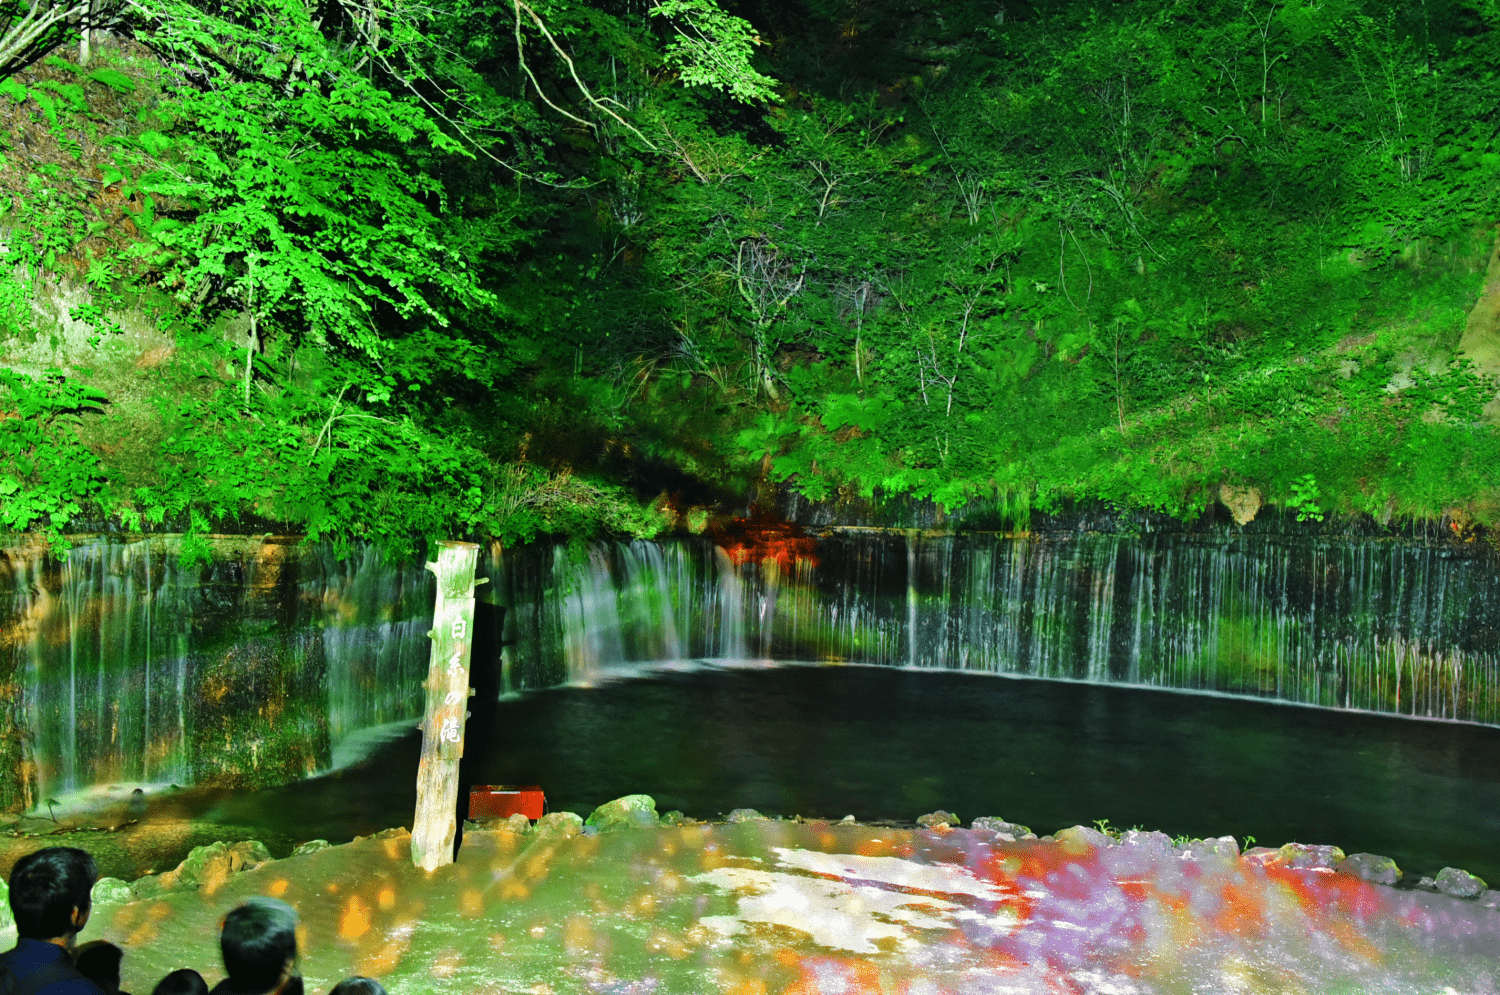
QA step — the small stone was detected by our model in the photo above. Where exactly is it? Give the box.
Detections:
[970,816,1032,837]
[1336,852,1402,886]
[840,815,856,824]
[1417,876,1440,891]
[292,839,332,857]
[1054,825,1115,850]
[1242,847,1283,868]
[726,808,766,823]
[660,810,691,827]
[917,810,960,829]
[534,812,584,838]
[1435,866,1487,899]
[1279,843,1344,870]
[585,794,659,833]
[1478,890,1500,909]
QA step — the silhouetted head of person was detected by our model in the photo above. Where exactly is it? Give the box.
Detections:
[327,978,386,995]
[7,846,98,950]
[150,968,209,995]
[76,939,124,993]
[218,896,299,994]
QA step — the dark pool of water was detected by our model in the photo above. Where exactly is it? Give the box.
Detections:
[202,663,1500,885]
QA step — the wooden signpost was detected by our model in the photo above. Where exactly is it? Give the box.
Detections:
[411,540,486,871]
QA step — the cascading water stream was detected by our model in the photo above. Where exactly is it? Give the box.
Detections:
[3,521,1498,814]
[495,530,1500,725]
[0,536,444,809]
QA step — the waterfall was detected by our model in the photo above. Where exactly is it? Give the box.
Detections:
[491,530,1500,725]
[0,536,438,809]
[3,521,1497,812]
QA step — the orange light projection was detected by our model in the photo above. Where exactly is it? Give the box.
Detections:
[710,510,819,571]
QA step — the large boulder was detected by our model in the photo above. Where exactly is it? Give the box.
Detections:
[1336,852,1402,886]
[585,795,659,832]
[1435,866,1487,899]
[91,878,132,905]
[130,840,272,900]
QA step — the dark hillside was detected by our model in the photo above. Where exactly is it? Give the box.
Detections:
[1,0,1498,554]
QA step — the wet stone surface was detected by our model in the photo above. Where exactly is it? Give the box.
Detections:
[1,819,1494,995]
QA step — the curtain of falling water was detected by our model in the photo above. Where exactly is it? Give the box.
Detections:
[0,536,440,807]
[4,524,1498,810]
[492,531,1500,725]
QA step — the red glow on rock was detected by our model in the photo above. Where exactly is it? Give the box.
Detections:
[711,510,820,570]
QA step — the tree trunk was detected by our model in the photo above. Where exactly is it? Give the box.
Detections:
[411,540,486,871]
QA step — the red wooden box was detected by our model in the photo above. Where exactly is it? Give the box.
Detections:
[469,785,545,821]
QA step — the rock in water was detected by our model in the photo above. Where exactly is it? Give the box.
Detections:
[916,810,960,829]
[970,816,1032,837]
[586,795,659,832]
[1435,866,1487,899]
[534,812,584,838]
[1336,852,1403,886]
[726,808,767,823]
[1278,842,1345,869]
[127,788,146,820]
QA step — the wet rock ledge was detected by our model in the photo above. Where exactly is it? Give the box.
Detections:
[0,794,1492,918]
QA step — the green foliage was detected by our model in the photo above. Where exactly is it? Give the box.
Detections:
[125,377,664,559]
[5,0,1500,548]
[650,0,780,103]
[1286,474,1325,523]
[0,369,108,545]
